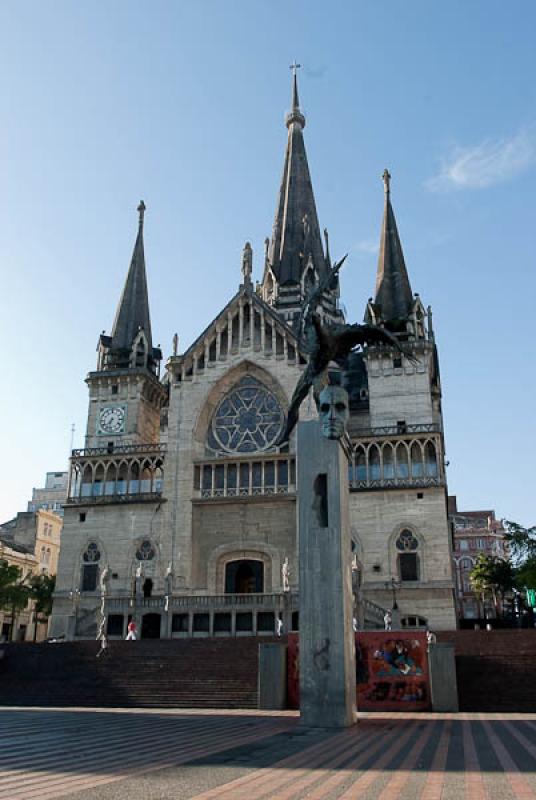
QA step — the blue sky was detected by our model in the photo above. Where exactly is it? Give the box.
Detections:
[0,1,534,525]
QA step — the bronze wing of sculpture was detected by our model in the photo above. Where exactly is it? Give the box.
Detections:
[277,262,417,446]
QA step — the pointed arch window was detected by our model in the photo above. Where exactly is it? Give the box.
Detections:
[395,444,409,479]
[382,445,395,479]
[355,448,367,482]
[396,530,420,582]
[369,445,381,481]
[425,442,438,478]
[81,542,101,592]
[410,442,424,478]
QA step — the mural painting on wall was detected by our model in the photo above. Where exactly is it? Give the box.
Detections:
[287,631,430,712]
[356,632,429,711]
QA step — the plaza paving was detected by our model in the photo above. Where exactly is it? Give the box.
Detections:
[1,707,536,799]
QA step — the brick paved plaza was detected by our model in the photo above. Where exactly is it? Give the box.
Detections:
[1,707,536,799]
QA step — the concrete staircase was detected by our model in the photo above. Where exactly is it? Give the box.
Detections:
[0,637,281,709]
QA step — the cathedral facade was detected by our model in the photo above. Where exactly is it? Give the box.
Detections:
[50,73,456,640]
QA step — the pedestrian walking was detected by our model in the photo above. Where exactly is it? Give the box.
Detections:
[126,620,137,640]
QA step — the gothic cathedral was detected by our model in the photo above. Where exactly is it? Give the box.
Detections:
[50,73,456,640]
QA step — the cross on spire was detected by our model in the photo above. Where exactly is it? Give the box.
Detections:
[286,61,304,127]
[137,200,146,228]
[382,169,391,196]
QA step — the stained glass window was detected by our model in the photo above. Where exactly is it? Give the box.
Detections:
[396,530,419,552]
[207,376,284,454]
[136,540,155,561]
[83,543,101,562]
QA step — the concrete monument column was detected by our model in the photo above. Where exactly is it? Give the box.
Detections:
[297,386,357,728]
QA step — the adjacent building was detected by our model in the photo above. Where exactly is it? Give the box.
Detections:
[449,495,507,621]
[0,503,63,640]
[0,538,37,642]
[28,471,68,517]
[50,72,457,641]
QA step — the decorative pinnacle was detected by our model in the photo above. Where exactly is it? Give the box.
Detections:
[286,62,305,129]
[382,169,391,196]
[137,200,146,228]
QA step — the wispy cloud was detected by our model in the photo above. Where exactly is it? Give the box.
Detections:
[426,126,536,192]
[355,238,378,255]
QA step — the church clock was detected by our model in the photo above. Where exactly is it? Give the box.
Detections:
[98,406,126,435]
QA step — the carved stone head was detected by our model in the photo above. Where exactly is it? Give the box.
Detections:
[318,385,349,439]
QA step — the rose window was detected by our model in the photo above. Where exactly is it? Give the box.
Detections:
[208,376,284,454]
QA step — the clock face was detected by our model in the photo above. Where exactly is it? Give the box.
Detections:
[98,406,126,435]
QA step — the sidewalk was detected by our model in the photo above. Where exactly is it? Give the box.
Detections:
[1,708,535,799]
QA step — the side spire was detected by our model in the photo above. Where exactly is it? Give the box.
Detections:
[97,201,161,374]
[111,200,152,353]
[373,171,414,327]
[267,64,327,287]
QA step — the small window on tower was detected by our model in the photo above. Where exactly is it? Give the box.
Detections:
[393,356,402,369]
[111,385,118,395]
[79,513,86,523]
[397,420,407,433]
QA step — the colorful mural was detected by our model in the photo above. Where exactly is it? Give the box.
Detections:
[287,631,430,712]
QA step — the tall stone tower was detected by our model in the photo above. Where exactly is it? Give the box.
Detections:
[345,170,456,629]
[50,204,168,639]
[86,202,166,449]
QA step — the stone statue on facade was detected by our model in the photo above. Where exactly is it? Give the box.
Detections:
[165,561,173,597]
[242,242,253,286]
[134,562,143,599]
[277,257,415,445]
[281,557,290,592]
[99,564,110,596]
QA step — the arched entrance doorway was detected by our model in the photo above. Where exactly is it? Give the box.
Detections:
[141,613,161,639]
[225,560,264,594]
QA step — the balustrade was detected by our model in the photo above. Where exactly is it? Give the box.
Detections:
[193,455,296,499]
[67,444,166,505]
[349,435,444,490]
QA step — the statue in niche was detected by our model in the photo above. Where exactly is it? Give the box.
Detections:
[277,257,416,444]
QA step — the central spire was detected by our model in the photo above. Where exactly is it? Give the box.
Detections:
[267,66,327,288]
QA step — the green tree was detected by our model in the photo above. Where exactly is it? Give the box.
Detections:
[0,560,22,606]
[29,574,56,640]
[503,520,536,564]
[0,560,32,640]
[470,554,514,618]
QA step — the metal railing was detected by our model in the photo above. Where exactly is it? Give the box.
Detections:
[72,443,167,458]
